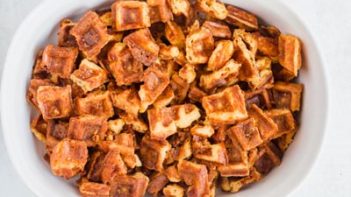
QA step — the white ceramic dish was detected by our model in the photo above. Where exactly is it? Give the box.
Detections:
[1,0,328,196]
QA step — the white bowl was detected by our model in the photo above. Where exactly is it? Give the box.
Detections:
[1,0,328,196]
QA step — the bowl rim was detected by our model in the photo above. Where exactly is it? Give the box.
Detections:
[0,0,329,196]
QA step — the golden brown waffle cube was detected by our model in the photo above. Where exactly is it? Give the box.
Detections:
[249,104,278,141]
[148,0,173,23]
[46,120,69,152]
[202,85,248,124]
[153,86,175,108]
[36,85,73,120]
[99,11,113,27]
[120,112,148,133]
[108,119,125,134]
[227,118,263,151]
[108,43,144,86]
[276,131,296,151]
[278,34,302,76]
[140,136,171,171]
[110,172,149,197]
[220,169,261,192]
[70,59,108,93]
[179,64,196,83]
[27,79,53,109]
[207,40,234,71]
[165,165,181,182]
[79,182,110,197]
[168,0,191,17]
[197,0,228,20]
[163,184,185,197]
[254,142,281,174]
[75,91,114,118]
[194,143,228,164]
[148,107,177,140]
[225,5,258,30]
[50,139,88,179]
[257,34,279,59]
[41,44,78,78]
[249,57,274,89]
[58,19,77,47]
[139,66,170,112]
[245,87,272,109]
[190,124,214,138]
[147,172,169,196]
[172,104,201,128]
[110,88,141,116]
[202,21,231,39]
[67,115,108,146]
[101,150,128,183]
[71,11,109,58]
[218,162,250,177]
[170,73,190,102]
[112,1,151,31]
[186,27,214,64]
[272,82,303,111]
[123,28,159,66]
[176,139,192,161]
[266,108,296,139]
[165,21,186,48]
[30,114,48,143]
[188,85,207,103]
[159,44,180,60]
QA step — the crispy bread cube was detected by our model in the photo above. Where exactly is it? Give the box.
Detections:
[50,139,88,179]
[153,86,175,108]
[100,133,135,155]
[148,0,173,23]
[159,44,180,60]
[220,169,261,192]
[140,136,171,171]
[79,182,110,197]
[200,59,241,90]
[120,113,148,133]
[36,85,73,120]
[179,64,196,83]
[165,165,181,182]
[170,73,190,102]
[266,109,296,139]
[112,1,150,31]
[110,172,149,197]
[172,104,201,128]
[27,79,53,108]
[110,88,141,116]
[225,5,258,30]
[202,85,248,124]
[186,27,214,64]
[202,21,231,39]
[278,34,302,76]
[207,40,234,71]
[272,82,303,111]
[197,0,228,20]
[108,119,125,134]
[139,66,170,112]
[245,87,272,109]
[71,11,109,58]
[101,150,128,183]
[249,57,274,89]
[188,85,207,103]
[70,59,108,93]
[68,115,108,146]
[254,142,281,174]
[218,163,250,177]
[257,34,279,59]
[147,172,169,195]
[227,118,263,151]
[75,91,114,118]
[41,44,78,78]
[225,137,248,164]
[108,43,144,86]
[249,104,278,141]
[165,21,186,48]
[163,184,185,197]
[194,143,228,164]
[148,107,177,140]
[168,0,191,17]
[30,114,48,143]
[58,19,77,47]
[190,124,214,138]
[123,28,159,66]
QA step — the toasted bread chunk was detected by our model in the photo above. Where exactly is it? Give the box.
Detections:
[225,5,258,30]
[27,79,53,108]
[172,104,201,128]
[186,27,214,64]
[245,87,272,109]
[218,162,250,177]
[112,1,151,31]
[163,184,185,197]
[41,44,78,78]
[148,107,177,140]
[170,73,190,102]
[110,172,149,197]
[254,142,281,174]
[197,0,228,20]
[71,11,109,58]
[220,169,261,192]
[108,119,125,134]
[108,43,144,86]
[153,86,175,108]
[70,59,108,93]
[272,82,303,111]
[227,118,263,151]
[249,104,278,141]
[165,21,186,48]
[75,91,114,118]
[120,112,148,133]
[148,0,173,23]
[140,136,171,171]
[165,165,181,182]
[159,44,180,60]
[266,109,296,139]
[58,19,77,47]
[188,85,207,103]
[257,34,279,59]
[168,0,191,17]
[200,59,241,90]
[30,114,48,143]
[110,88,141,116]
[202,85,248,124]
[50,139,88,179]
[202,21,231,39]
[99,133,135,155]
[278,34,302,76]
[207,40,234,71]
[79,182,110,197]
[124,28,159,66]
[36,85,73,120]
[147,172,169,196]
[190,124,214,138]
[249,57,274,89]
[101,150,128,183]
[194,143,228,164]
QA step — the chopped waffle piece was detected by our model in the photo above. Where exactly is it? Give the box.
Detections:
[100,11,113,27]
[67,115,108,146]
[108,119,125,134]
[177,139,192,160]
[41,44,78,78]
[27,79,53,108]
[170,73,190,102]
[194,143,228,164]
[75,91,114,118]
[101,133,135,155]
[112,1,151,31]
[148,0,173,23]
[120,113,148,133]
[188,85,207,103]
[185,27,214,64]
[165,21,186,48]
[58,19,77,47]
[266,109,296,138]
[200,59,241,90]
[220,169,261,192]
[108,43,143,86]
[218,162,250,177]
[212,124,228,143]
[207,40,234,71]
[124,28,159,66]
[172,104,201,128]
[197,0,228,20]
[249,57,274,89]
[278,34,302,76]
[257,34,279,59]
[50,139,88,179]
[139,66,170,112]
[148,107,177,140]
[110,172,149,197]
[101,150,128,183]
[225,5,258,30]
[110,88,141,116]
[70,59,108,93]
[276,131,296,151]
[190,124,214,138]
[46,120,69,151]
[36,85,73,120]
[272,82,303,111]
[79,182,110,197]
[225,136,248,163]
[71,11,109,58]
[159,44,180,60]
[202,85,248,124]
[163,184,185,197]
[165,165,181,182]
[30,114,48,143]
[153,86,175,108]
[147,172,169,196]
[202,20,231,38]
[245,87,272,109]
[168,0,191,17]
[254,142,281,174]
[140,136,171,171]
[249,104,278,141]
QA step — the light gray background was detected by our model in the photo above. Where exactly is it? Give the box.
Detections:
[1,0,350,196]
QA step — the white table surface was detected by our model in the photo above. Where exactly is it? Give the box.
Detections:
[1,0,350,196]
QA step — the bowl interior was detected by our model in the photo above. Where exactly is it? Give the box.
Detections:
[1,0,328,196]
